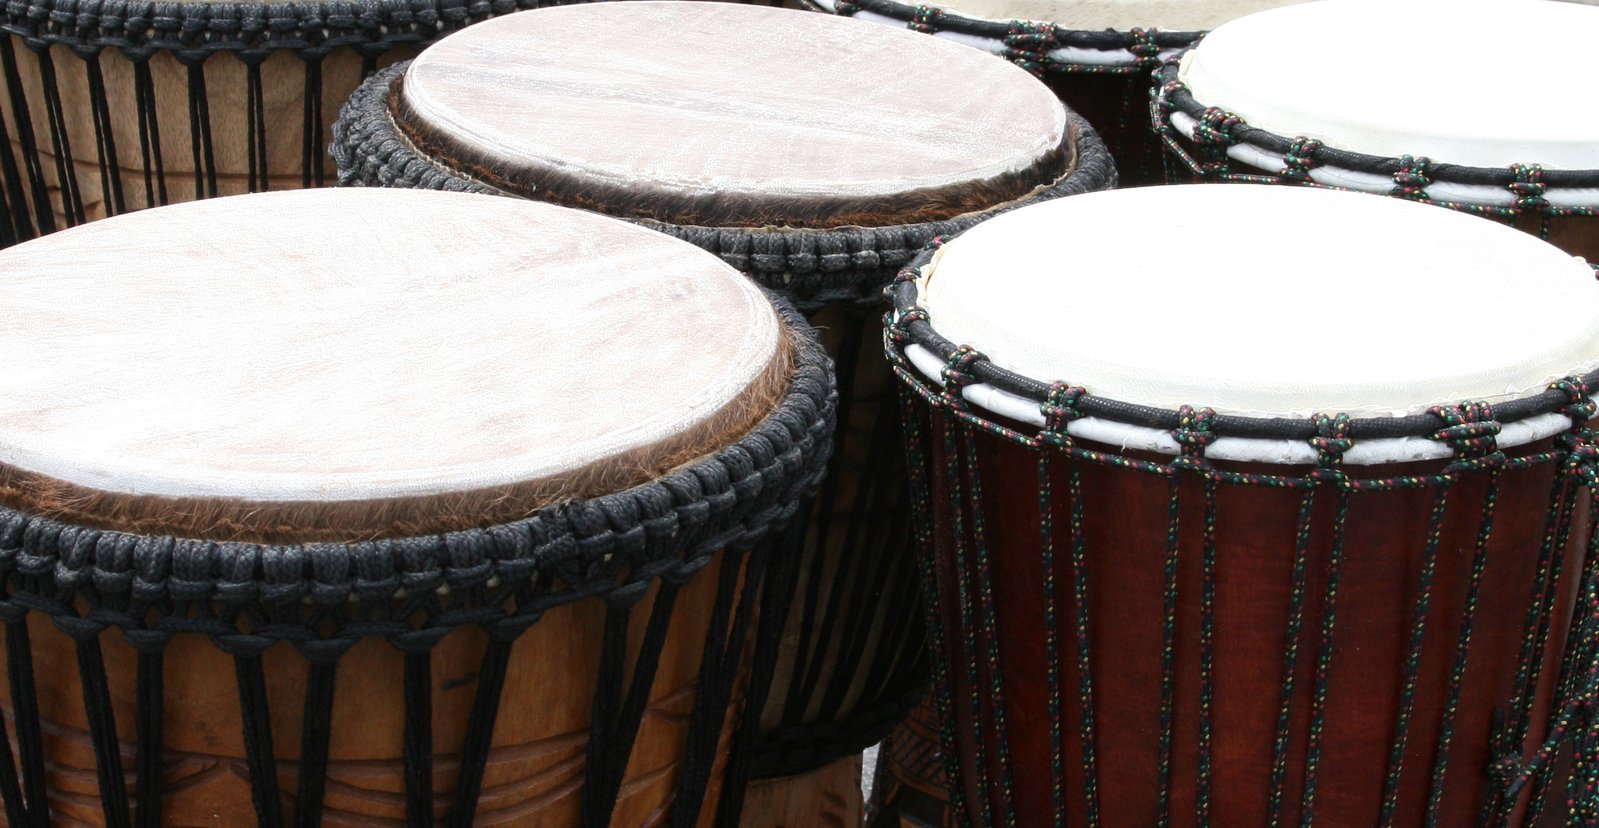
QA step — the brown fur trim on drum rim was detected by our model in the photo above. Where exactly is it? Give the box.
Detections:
[332,61,1117,313]
[0,330,798,546]
[387,72,1075,230]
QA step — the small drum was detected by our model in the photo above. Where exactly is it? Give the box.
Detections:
[0,187,831,825]
[332,2,1114,819]
[887,183,1599,826]
[804,0,1307,185]
[0,0,537,246]
[1155,0,1599,261]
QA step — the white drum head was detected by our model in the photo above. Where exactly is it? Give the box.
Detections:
[399,2,1068,226]
[0,189,783,511]
[916,185,1599,421]
[1178,0,1599,169]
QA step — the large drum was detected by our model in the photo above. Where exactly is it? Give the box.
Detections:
[0,0,539,246]
[332,3,1114,820]
[803,0,1308,185]
[1154,0,1599,261]
[0,187,832,825]
[887,183,1599,827]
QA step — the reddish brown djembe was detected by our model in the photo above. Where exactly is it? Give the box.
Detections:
[886,184,1599,827]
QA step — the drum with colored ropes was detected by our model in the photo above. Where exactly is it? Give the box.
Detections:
[1154,0,1599,261]
[0,187,832,826]
[0,0,543,247]
[802,0,1309,185]
[887,184,1599,827]
[332,3,1114,821]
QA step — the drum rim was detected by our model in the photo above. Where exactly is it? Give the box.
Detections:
[805,0,1202,62]
[887,245,1599,445]
[0,293,833,609]
[0,0,540,54]
[331,60,1118,307]
[1155,57,1599,197]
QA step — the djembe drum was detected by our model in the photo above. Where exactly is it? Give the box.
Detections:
[803,0,1308,185]
[0,186,832,826]
[1155,0,1599,261]
[887,183,1599,827]
[0,0,544,247]
[331,2,1115,820]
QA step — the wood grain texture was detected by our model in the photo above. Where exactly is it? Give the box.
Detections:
[741,755,864,828]
[868,694,954,828]
[0,552,750,827]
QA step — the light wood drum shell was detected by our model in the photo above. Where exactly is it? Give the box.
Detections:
[0,188,837,826]
[0,0,540,247]
[330,7,1117,822]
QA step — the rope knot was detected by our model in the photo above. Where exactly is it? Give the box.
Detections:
[1193,107,1242,148]
[1281,136,1323,182]
[1128,28,1160,63]
[1554,376,1597,425]
[1039,382,1087,443]
[890,263,922,290]
[1509,164,1549,211]
[940,345,986,408]
[1003,21,1056,76]
[909,5,943,33]
[1430,401,1501,459]
[887,307,930,347]
[1391,156,1433,200]
[1310,413,1353,468]
[1174,405,1218,458]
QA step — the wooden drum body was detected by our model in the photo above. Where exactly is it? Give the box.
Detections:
[1154,0,1599,262]
[887,185,1599,827]
[0,188,834,826]
[3,567,752,827]
[330,4,1116,820]
[0,0,539,246]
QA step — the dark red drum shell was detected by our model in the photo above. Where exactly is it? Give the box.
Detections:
[919,407,1588,828]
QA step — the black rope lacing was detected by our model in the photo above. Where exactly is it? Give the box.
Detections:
[889,250,1599,441]
[1156,58,1599,191]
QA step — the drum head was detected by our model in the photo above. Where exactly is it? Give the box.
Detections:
[0,188,787,540]
[1178,0,1599,169]
[396,2,1071,228]
[915,184,1599,419]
